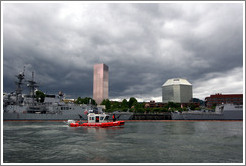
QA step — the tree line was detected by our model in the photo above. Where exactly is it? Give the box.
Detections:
[100,97,201,113]
[35,91,201,113]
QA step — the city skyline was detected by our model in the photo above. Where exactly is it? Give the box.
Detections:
[2,2,244,102]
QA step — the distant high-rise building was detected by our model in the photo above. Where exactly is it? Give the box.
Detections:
[93,64,109,105]
[162,78,192,103]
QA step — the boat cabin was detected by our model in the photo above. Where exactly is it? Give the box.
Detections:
[87,113,110,123]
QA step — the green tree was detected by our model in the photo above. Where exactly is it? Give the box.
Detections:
[85,97,96,105]
[75,97,96,105]
[136,108,145,113]
[211,104,217,110]
[129,97,137,108]
[182,107,188,112]
[145,108,151,113]
[35,90,45,103]
[111,101,120,109]
[101,99,111,110]
[153,108,161,113]
[132,101,139,112]
[160,108,168,112]
[75,97,82,104]
[166,102,180,109]
[121,99,128,108]
[189,103,196,110]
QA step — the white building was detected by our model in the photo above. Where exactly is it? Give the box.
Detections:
[162,78,192,103]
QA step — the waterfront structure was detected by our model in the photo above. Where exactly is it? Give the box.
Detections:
[162,78,192,103]
[205,93,243,108]
[145,100,165,108]
[93,63,109,105]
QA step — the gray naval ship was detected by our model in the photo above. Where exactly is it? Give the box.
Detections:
[108,111,133,120]
[171,104,243,120]
[3,70,99,121]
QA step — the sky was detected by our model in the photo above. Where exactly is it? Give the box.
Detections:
[2,2,244,102]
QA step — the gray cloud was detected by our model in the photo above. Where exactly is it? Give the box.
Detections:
[3,2,244,101]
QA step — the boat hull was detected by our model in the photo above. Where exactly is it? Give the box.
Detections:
[69,121,125,127]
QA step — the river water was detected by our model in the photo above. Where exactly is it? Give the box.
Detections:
[3,121,244,164]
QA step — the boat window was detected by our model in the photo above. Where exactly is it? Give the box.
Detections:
[100,117,104,120]
[105,116,109,120]
[91,117,94,120]
[96,116,99,122]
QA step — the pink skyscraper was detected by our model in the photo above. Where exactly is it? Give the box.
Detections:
[93,64,109,105]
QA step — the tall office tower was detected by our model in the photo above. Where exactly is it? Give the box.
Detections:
[93,64,109,105]
[162,78,192,103]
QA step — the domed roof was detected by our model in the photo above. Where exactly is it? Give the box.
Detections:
[162,78,192,86]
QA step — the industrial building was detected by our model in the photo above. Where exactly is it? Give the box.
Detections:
[205,93,243,108]
[162,78,192,103]
[93,63,109,105]
[144,100,165,108]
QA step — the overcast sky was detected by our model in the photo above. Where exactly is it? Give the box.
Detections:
[2,2,244,102]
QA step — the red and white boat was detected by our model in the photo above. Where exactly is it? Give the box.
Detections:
[67,112,125,127]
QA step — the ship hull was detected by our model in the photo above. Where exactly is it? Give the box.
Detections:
[3,113,87,121]
[171,110,243,120]
[3,104,89,121]
[108,112,133,120]
[3,112,133,121]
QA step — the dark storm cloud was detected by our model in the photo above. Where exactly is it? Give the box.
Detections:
[2,2,244,101]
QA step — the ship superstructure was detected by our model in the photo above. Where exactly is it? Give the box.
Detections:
[3,69,98,121]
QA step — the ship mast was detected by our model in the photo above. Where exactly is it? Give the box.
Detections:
[27,71,39,104]
[15,66,25,103]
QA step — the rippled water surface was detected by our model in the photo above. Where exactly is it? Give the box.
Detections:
[3,121,243,163]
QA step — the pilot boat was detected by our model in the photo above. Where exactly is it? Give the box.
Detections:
[67,112,125,127]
